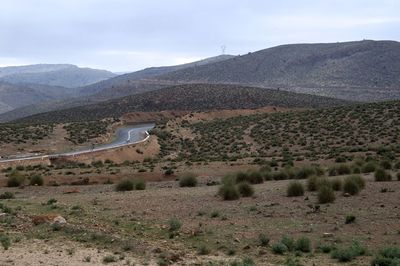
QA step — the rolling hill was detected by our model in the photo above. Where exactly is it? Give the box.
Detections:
[153,40,400,102]
[15,84,350,123]
[0,64,116,88]
[78,54,235,97]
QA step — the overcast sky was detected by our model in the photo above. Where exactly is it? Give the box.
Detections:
[0,0,399,72]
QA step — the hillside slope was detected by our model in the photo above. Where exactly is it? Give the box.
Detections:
[0,64,116,88]
[16,84,350,123]
[154,40,400,101]
[0,81,74,114]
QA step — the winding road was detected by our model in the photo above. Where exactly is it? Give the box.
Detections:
[0,123,155,163]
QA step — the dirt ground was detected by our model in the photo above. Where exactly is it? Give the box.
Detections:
[0,174,398,265]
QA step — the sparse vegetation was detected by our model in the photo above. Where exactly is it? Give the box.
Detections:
[287,181,304,197]
[179,173,198,187]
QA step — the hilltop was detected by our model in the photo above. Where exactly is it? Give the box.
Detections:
[154,40,400,101]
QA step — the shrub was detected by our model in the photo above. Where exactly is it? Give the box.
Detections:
[345,215,356,224]
[218,182,240,200]
[397,172,400,181]
[361,162,377,173]
[331,178,342,191]
[287,181,304,197]
[115,179,134,191]
[374,168,392,182]
[237,182,254,197]
[0,192,14,199]
[135,179,146,190]
[258,233,270,247]
[248,171,264,184]
[29,174,43,186]
[337,164,352,175]
[0,233,11,250]
[307,176,319,191]
[236,171,263,184]
[272,242,288,254]
[197,244,210,255]
[295,237,312,253]
[296,166,316,179]
[318,185,335,204]
[343,175,365,195]
[103,255,117,263]
[281,235,295,251]
[7,171,25,187]
[380,160,392,170]
[349,175,366,189]
[168,218,182,232]
[331,241,367,262]
[179,173,198,187]
[343,178,360,195]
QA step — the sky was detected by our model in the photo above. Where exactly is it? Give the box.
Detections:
[0,0,399,72]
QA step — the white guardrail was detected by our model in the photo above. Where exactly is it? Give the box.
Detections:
[0,130,150,163]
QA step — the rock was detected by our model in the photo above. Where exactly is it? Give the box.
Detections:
[323,232,334,238]
[343,193,351,197]
[62,188,80,194]
[53,216,67,224]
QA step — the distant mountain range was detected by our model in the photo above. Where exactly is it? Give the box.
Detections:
[1,40,400,123]
[0,64,116,88]
[15,84,350,123]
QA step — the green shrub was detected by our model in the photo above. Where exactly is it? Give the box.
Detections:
[378,246,400,259]
[115,179,134,191]
[135,179,146,190]
[0,233,11,250]
[103,255,117,263]
[287,181,305,197]
[272,242,288,254]
[296,166,316,179]
[258,233,270,247]
[345,215,356,224]
[338,164,351,175]
[295,237,312,252]
[307,176,319,191]
[374,168,392,182]
[0,192,14,199]
[168,218,182,232]
[343,175,365,195]
[380,160,392,170]
[361,162,377,173]
[237,182,254,197]
[218,182,240,200]
[179,173,198,187]
[349,175,366,189]
[281,235,295,251]
[331,241,367,262]
[7,171,25,187]
[29,174,43,186]
[343,179,360,195]
[197,244,210,255]
[331,178,343,191]
[236,171,263,184]
[318,185,335,204]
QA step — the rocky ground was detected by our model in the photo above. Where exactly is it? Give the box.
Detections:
[0,174,399,265]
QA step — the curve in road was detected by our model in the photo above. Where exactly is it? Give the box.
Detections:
[0,123,155,163]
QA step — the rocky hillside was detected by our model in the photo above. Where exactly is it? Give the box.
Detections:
[153,40,400,102]
[16,84,350,123]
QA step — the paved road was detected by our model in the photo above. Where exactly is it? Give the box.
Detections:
[0,123,155,163]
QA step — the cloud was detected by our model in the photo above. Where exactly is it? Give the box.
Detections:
[0,0,399,71]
